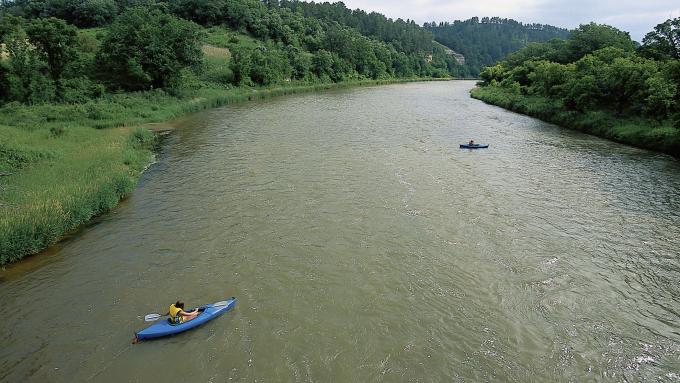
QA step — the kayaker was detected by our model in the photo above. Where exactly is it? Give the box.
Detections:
[469,139,475,146]
[168,300,200,324]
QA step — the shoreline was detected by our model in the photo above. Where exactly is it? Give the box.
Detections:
[0,78,452,267]
[470,86,680,158]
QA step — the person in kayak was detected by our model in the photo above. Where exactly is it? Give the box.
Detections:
[468,139,475,146]
[168,300,200,324]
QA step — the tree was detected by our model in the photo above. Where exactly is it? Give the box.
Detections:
[229,45,253,85]
[644,72,676,118]
[562,74,600,111]
[528,60,572,97]
[3,28,55,103]
[640,17,680,60]
[312,48,334,80]
[170,0,227,26]
[286,45,311,80]
[24,17,77,91]
[425,17,570,75]
[0,14,23,41]
[0,62,10,102]
[97,6,205,90]
[565,23,635,62]
[72,0,118,27]
[248,44,291,85]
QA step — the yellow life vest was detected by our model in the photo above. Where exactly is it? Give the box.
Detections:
[169,304,183,324]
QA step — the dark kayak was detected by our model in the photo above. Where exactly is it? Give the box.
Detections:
[460,144,489,149]
[135,297,236,342]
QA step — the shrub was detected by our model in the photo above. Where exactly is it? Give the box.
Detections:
[97,6,205,91]
[61,77,106,104]
[49,126,65,137]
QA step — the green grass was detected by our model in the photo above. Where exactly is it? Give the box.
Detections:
[0,124,155,265]
[0,76,448,266]
[205,25,260,49]
[0,21,456,266]
[470,86,680,157]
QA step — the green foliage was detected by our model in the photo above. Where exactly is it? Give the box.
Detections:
[478,20,679,118]
[639,17,680,60]
[229,43,295,86]
[564,23,636,62]
[129,127,155,148]
[71,0,119,27]
[0,124,154,265]
[2,0,118,27]
[0,63,10,101]
[3,27,56,103]
[471,86,680,157]
[25,17,77,82]
[168,0,456,83]
[474,18,680,156]
[0,0,463,264]
[0,140,53,172]
[644,73,676,118]
[60,76,105,103]
[527,60,573,97]
[96,6,205,90]
[2,0,457,103]
[0,76,427,264]
[201,55,234,85]
[280,0,434,54]
[425,17,570,76]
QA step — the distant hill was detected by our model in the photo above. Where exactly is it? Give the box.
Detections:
[424,17,570,76]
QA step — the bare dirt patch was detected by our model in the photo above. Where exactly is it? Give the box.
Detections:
[202,45,230,59]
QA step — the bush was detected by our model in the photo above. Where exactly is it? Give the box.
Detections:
[97,6,205,91]
[60,77,106,104]
[49,126,65,137]
[72,0,119,27]
[166,69,203,97]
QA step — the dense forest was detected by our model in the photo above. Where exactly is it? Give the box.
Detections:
[424,17,570,76]
[472,20,680,155]
[278,0,432,54]
[0,0,462,107]
[0,0,466,265]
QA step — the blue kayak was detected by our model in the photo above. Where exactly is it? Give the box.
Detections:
[135,297,236,341]
[460,144,489,149]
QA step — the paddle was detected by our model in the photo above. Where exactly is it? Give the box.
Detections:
[143,300,231,322]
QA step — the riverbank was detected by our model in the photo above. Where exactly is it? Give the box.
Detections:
[3,81,679,381]
[470,86,680,157]
[0,78,447,266]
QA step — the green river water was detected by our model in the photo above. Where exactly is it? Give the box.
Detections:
[1,81,680,382]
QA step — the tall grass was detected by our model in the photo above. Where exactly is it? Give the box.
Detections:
[1,77,447,265]
[0,125,155,265]
[470,86,680,157]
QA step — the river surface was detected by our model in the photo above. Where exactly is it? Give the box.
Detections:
[2,81,680,382]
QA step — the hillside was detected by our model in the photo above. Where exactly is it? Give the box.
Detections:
[425,17,570,76]
[0,0,462,264]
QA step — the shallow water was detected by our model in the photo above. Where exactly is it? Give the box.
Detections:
[2,81,680,382]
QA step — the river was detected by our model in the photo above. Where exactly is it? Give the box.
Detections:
[2,81,680,382]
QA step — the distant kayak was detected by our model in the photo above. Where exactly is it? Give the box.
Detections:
[135,297,236,342]
[459,144,489,149]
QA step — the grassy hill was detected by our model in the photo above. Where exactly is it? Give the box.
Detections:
[0,9,452,265]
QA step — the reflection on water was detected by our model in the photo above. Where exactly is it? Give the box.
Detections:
[1,81,679,382]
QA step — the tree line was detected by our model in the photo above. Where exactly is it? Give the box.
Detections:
[278,0,433,54]
[0,0,461,106]
[477,21,680,126]
[424,17,570,76]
